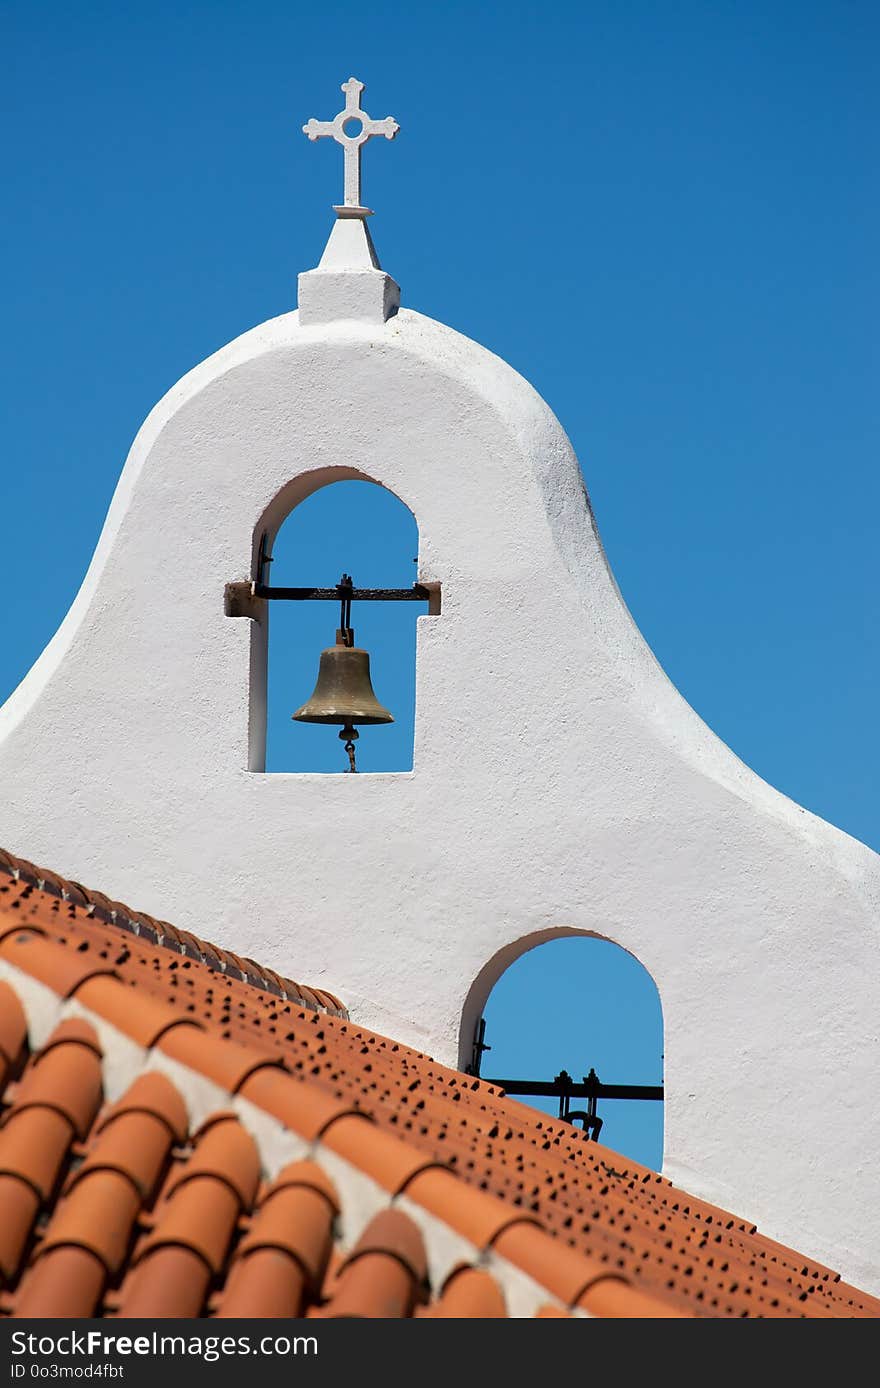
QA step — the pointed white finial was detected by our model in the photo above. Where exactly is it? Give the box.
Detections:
[303,77,399,217]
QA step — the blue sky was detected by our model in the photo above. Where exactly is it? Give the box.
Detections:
[2,2,877,1167]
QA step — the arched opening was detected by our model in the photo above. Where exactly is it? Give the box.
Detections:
[467,934,664,1169]
[260,477,424,773]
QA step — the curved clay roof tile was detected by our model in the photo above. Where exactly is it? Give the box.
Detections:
[137,1178,242,1276]
[0,981,27,1074]
[63,881,93,909]
[425,1266,507,1318]
[320,1250,416,1319]
[236,1184,335,1289]
[75,1109,177,1199]
[158,1025,280,1094]
[164,1117,260,1209]
[10,1025,103,1138]
[403,1167,538,1250]
[83,890,116,918]
[116,1245,212,1318]
[9,858,38,881]
[237,1068,356,1142]
[94,1071,188,1143]
[578,1278,692,1318]
[321,1113,443,1195]
[262,1159,339,1211]
[74,976,197,1049]
[33,868,64,896]
[213,1247,308,1319]
[0,1174,42,1283]
[0,1109,76,1203]
[0,931,116,999]
[39,1169,141,1273]
[37,1017,102,1057]
[12,1246,107,1318]
[343,1208,428,1286]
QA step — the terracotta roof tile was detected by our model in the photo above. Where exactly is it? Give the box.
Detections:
[0,1109,75,1203]
[76,1107,177,1198]
[94,1072,188,1144]
[115,1246,213,1319]
[11,1247,106,1319]
[163,1117,260,1208]
[0,849,344,1018]
[266,1159,340,1212]
[422,1267,507,1318]
[157,1024,280,1093]
[492,1221,629,1308]
[39,1170,141,1272]
[40,1017,103,1057]
[320,1251,417,1319]
[0,1176,40,1285]
[346,1208,427,1283]
[213,1248,309,1319]
[237,1068,355,1141]
[834,1282,880,1317]
[137,1175,242,1274]
[578,1278,691,1318]
[0,983,26,1082]
[74,975,196,1048]
[321,1211,427,1319]
[0,850,876,1319]
[7,1021,102,1138]
[321,1113,442,1194]
[404,1167,537,1248]
[234,1164,337,1293]
[0,929,115,998]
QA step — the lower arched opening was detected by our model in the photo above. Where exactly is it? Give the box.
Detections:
[462,930,664,1169]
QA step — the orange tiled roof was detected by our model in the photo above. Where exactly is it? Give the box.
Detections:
[0,848,346,1020]
[0,849,877,1320]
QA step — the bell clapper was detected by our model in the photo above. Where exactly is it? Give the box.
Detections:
[340,722,359,773]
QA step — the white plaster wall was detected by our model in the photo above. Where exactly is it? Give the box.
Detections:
[1,303,878,1292]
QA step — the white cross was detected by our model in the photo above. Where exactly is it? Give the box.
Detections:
[303,77,399,213]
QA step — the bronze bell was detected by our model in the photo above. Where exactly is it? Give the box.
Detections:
[293,630,394,727]
[292,575,393,773]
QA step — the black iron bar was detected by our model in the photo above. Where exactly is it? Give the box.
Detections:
[254,584,431,602]
[483,1079,663,1101]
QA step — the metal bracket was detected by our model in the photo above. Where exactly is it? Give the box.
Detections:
[254,581,438,604]
[556,1068,603,1140]
[467,1018,492,1076]
[469,1019,662,1142]
[256,531,274,588]
[225,545,442,620]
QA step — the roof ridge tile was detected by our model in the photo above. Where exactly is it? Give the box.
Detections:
[0,848,346,1020]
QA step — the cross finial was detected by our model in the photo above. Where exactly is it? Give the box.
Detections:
[303,77,399,217]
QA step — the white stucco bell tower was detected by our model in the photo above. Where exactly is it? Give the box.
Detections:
[1,79,878,1292]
